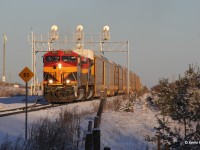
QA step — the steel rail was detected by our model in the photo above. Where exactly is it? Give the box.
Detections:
[0,103,64,117]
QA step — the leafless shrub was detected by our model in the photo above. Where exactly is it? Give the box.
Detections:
[90,101,99,112]
[12,136,24,150]
[0,135,12,150]
[0,100,103,150]
[28,109,80,150]
[129,93,137,103]
[119,100,134,112]
[0,108,84,150]
[106,97,123,111]
[0,135,24,150]
[0,104,98,150]
[59,107,81,145]
[122,95,128,100]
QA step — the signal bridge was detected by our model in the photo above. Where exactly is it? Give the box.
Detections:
[28,25,130,95]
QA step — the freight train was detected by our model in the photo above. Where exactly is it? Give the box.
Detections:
[43,49,142,102]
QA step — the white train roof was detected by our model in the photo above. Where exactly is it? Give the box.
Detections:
[73,49,107,61]
[73,49,95,60]
[73,49,127,68]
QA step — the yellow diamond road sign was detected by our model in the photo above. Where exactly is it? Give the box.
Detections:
[19,67,34,83]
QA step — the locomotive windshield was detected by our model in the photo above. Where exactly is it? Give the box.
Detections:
[45,56,60,62]
[62,56,77,62]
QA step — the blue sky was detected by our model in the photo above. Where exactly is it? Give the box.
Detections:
[1,0,200,88]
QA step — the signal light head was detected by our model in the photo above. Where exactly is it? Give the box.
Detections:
[103,25,109,31]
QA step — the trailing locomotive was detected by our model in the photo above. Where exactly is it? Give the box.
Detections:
[43,49,142,102]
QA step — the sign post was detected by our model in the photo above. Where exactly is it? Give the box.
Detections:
[19,67,34,139]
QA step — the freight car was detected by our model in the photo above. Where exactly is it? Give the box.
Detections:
[43,49,142,102]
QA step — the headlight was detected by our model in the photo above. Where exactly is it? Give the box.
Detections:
[49,79,53,84]
[66,79,71,84]
[58,63,62,69]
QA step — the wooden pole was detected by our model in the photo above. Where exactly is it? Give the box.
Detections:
[165,143,169,150]
[157,134,161,150]
[97,97,105,119]
[93,129,100,150]
[87,120,93,132]
[85,132,93,150]
[94,116,100,128]
[104,88,107,109]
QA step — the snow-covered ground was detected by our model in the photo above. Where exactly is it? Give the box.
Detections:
[100,108,157,149]
[0,94,157,150]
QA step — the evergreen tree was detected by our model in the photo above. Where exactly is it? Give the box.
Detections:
[153,78,175,117]
[151,65,200,149]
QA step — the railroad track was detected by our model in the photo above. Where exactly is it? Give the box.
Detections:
[0,98,99,117]
[0,95,68,117]
[0,103,67,117]
[0,93,121,117]
[0,96,98,117]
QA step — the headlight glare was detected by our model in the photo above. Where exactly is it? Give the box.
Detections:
[66,79,70,84]
[58,63,62,69]
[49,79,53,84]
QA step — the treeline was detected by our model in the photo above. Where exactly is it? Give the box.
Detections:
[0,82,25,97]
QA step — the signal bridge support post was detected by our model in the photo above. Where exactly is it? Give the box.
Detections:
[31,31,36,95]
[29,30,59,95]
[127,41,129,94]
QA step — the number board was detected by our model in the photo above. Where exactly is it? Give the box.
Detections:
[19,67,34,83]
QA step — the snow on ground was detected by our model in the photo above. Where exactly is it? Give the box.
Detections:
[0,94,158,150]
[0,96,40,110]
[0,95,95,142]
[100,96,157,150]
